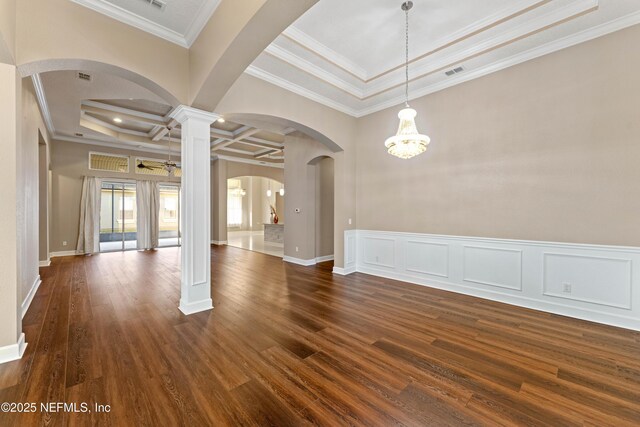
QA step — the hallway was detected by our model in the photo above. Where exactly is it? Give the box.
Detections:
[1,246,639,425]
[227,230,284,258]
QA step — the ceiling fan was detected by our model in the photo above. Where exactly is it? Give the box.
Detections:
[136,126,178,175]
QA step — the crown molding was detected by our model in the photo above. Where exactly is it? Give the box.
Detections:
[265,43,364,98]
[248,6,640,118]
[32,73,55,136]
[184,0,221,47]
[244,65,359,117]
[282,26,368,81]
[70,0,220,48]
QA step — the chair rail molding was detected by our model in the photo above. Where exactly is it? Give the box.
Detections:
[342,229,640,331]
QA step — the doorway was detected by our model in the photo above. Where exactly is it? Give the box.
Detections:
[99,182,137,252]
[226,176,284,257]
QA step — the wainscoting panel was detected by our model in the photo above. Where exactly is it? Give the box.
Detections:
[543,253,632,309]
[463,246,522,291]
[352,230,640,331]
[405,240,449,278]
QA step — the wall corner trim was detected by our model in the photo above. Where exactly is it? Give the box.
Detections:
[22,276,42,319]
[0,333,27,364]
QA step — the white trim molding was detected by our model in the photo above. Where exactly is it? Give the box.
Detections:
[39,259,51,267]
[70,0,221,48]
[179,298,214,315]
[0,333,27,364]
[345,230,640,331]
[22,276,42,319]
[283,256,316,266]
[50,250,80,258]
[284,254,335,266]
[211,240,228,246]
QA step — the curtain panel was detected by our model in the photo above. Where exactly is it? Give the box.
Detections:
[136,180,160,250]
[76,176,102,254]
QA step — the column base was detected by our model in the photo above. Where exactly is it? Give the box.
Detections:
[179,298,214,315]
[0,333,27,364]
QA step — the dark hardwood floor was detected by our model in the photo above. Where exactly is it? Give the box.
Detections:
[1,246,640,426]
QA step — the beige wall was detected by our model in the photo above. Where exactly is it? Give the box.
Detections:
[315,157,334,258]
[355,24,640,247]
[50,140,181,253]
[15,0,188,104]
[0,63,20,348]
[284,135,337,261]
[19,78,49,304]
[0,0,15,63]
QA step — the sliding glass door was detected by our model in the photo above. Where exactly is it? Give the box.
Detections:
[158,184,181,247]
[100,182,137,252]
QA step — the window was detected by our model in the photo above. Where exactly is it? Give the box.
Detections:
[89,152,129,173]
[135,158,182,177]
[159,185,180,247]
[227,179,243,228]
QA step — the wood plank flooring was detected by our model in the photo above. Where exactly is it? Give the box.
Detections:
[1,245,640,426]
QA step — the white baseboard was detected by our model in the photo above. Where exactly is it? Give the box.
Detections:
[39,259,51,267]
[333,266,356,275]
[179,298,213,315]
[22,276,42,319]
[284,254,335,266]
[349,229,640,331]
[50,250,79,258]
[283,256,317,266]
[0,333,27,364]
[211,240,227,246]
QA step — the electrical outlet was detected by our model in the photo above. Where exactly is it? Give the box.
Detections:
[562,282,572,293]
[295,246,299,252]
[62,241,67,246]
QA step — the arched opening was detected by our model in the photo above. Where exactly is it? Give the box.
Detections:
[18,59,181,107]
[226,176,285,258]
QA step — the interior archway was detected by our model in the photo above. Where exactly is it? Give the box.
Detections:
[18,59,181,107]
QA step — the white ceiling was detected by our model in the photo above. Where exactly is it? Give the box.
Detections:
[248,0,640,117]
[70,0,220,47]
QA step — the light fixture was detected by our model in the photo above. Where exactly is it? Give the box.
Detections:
[266,181,272,197]
[113,117,123,123]
[217,117,225,123]
[279,187,285,196]
[163,126,177,176]
[384,1,431,160]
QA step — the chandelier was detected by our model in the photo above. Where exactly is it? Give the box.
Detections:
[384,1,431,160]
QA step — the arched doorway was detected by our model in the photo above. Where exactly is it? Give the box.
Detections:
[226,176,285,258]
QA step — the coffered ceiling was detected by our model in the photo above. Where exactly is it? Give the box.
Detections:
[35,70,287,168]
[70,0,220,47]
[247,0,640,117]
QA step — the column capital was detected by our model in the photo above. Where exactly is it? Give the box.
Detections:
[169,105,219,125]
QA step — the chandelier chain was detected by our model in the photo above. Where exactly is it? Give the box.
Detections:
[405,4,409,107]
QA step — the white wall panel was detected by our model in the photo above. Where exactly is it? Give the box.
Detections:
[351,230,640,331]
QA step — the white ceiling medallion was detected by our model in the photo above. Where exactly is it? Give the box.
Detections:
[385,1,430,160]
[70,0,221,48]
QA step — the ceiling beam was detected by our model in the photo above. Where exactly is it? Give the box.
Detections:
[81,102,167,128]
[211,127,261,151]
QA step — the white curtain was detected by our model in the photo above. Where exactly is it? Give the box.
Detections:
[76,176,102,254]
[136,180,160,250]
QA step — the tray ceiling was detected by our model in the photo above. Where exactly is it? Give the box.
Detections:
[247,0,640,117]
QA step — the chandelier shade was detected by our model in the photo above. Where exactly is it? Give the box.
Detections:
[384,107,430,159]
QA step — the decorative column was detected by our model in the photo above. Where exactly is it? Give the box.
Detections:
[170,106,218,315]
